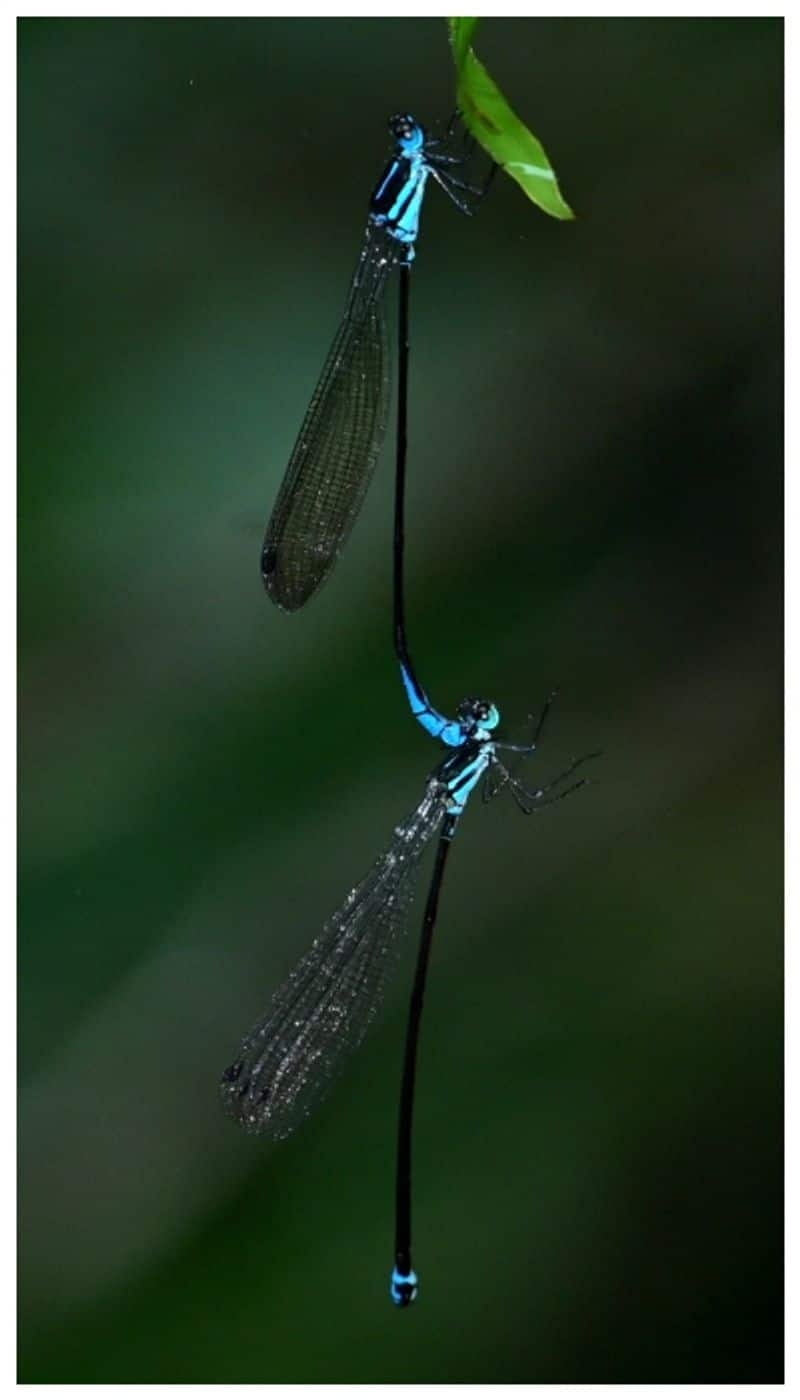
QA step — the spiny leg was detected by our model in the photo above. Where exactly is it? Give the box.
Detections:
[510,772,593,816]
[486,694,561,806]
[511,750,601,806]
[428,165,475,215]
[430,111,496,197]
[426,151,472,167]
[436,171,486,195]
[481,161,499,196]
[482,756,512,805]
[495,690,558,757]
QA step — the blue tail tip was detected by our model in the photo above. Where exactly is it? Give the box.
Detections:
[391,1265,418,1307]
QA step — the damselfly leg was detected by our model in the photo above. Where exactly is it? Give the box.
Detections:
[426,111,497,211]
[428,152,497,211]
[494,691,557,757]
[427,167,475,216]
[484,690,599,810]
[486,750,600,814]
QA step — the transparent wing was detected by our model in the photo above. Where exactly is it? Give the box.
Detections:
[220,780,448,1140]
[261,221,399,612]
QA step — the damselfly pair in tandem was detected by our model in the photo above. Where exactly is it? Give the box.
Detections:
[221,112,594,1309]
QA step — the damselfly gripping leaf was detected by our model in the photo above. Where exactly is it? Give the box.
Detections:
[261,114,489,612]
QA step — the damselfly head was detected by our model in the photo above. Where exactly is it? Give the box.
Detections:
[457,697,500,734]
[389,113,425,154]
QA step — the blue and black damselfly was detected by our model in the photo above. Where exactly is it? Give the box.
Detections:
[261,113,487,612]
[219,673,593,1303]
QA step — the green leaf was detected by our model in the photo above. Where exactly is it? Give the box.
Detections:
[447,18,575,221]
[448,17,479,71]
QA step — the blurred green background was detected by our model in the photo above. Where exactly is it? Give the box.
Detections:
[18,17,782,1383]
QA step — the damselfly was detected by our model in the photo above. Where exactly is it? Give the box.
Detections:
[220,671,594,1305]
[261,113,484,613]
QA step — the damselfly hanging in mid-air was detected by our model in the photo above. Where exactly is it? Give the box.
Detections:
[261,113,486,613]
[220,669,595,1306]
